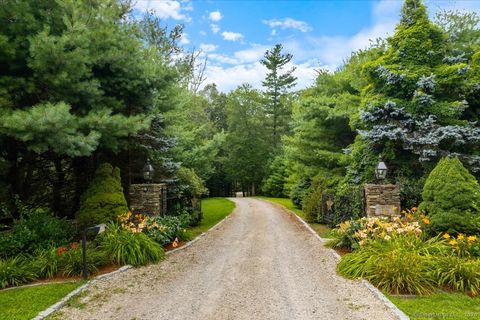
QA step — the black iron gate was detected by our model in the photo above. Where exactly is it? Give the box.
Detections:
[320,188,365,227]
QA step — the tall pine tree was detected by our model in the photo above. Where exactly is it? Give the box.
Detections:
[261,44,297,150]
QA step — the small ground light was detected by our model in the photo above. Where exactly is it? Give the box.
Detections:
[82,223,107,280]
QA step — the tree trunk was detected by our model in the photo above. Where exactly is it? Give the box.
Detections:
[52,158,65,217]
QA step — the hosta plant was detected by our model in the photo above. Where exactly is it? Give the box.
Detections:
[143,216,189,245]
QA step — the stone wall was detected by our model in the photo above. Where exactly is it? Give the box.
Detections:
[364,184,401,218]
[129,183,167,216]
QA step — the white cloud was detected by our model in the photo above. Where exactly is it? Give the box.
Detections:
[200,43,218,53]
[221,31,244,41]
[203,60,317,92]
[263,18,312,32]
[199,30,207,36]
[179,33,190,45]
[234,45,269,63]
[204,62,266,92]
[134,0,191,21]
[208,54,239,65]
[210,24,220,34]
[209,10,223,22]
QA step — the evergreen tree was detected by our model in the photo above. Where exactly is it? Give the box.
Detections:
[0,0,183,214]
[261,44,297,150]
[356,0,480,183]
[76,163,128,227]
[420,157,480,235]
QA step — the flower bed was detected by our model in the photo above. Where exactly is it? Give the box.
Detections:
[328,208,480,296]
[0,208,196,289]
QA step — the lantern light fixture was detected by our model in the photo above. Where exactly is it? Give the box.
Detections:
[375,157,388,182]
[142,160,154,182]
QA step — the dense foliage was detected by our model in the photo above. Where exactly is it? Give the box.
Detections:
[0,204,73,259]
[420,157,480,235]
[76,163,129,227]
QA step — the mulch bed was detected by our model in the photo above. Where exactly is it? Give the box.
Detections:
[334,247,351,256]
[163,240,187,251]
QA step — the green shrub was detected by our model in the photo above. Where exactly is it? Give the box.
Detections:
[0,257,38,289]
[143,215,189,245]
[176,167,208,199]
[419,157,480,235]
[429,212,480,236]
[99,223,164,266]
[261,155,288,198]
[290,179,310,208]
[302,187,323,223]
[435,256,480,296]
[302,174,342,223]
[76,163,128,227]
[0,208,74,259]
[397,175,425,209]
[57,245,109,277]
[31,246,59,279]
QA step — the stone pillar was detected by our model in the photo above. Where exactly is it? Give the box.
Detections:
[129,183,167,216]
[364,184,401,218]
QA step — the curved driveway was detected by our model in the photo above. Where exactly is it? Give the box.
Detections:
[58,198,396,320]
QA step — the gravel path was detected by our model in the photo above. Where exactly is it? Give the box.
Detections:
[57,198,396,320]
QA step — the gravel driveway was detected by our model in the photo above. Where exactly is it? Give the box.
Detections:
[57,198,396,320]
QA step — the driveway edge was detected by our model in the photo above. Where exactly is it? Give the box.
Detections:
[33,265,132,320]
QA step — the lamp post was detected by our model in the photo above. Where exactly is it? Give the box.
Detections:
[375,157,388,183]
[82,223,106,280]
[142,160,154,183]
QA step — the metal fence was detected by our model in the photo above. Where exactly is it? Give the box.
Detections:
[320,188,365,227]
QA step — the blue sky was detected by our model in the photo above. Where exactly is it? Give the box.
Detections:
[134,0,480,92]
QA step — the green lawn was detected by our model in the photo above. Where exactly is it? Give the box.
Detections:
[0,282,83,320]
[389,292,480,320]
[255,196,332,238]
[186,197,236,238]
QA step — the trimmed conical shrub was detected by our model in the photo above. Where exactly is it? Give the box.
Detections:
[419,157,480,235]
[76,163,128,227]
